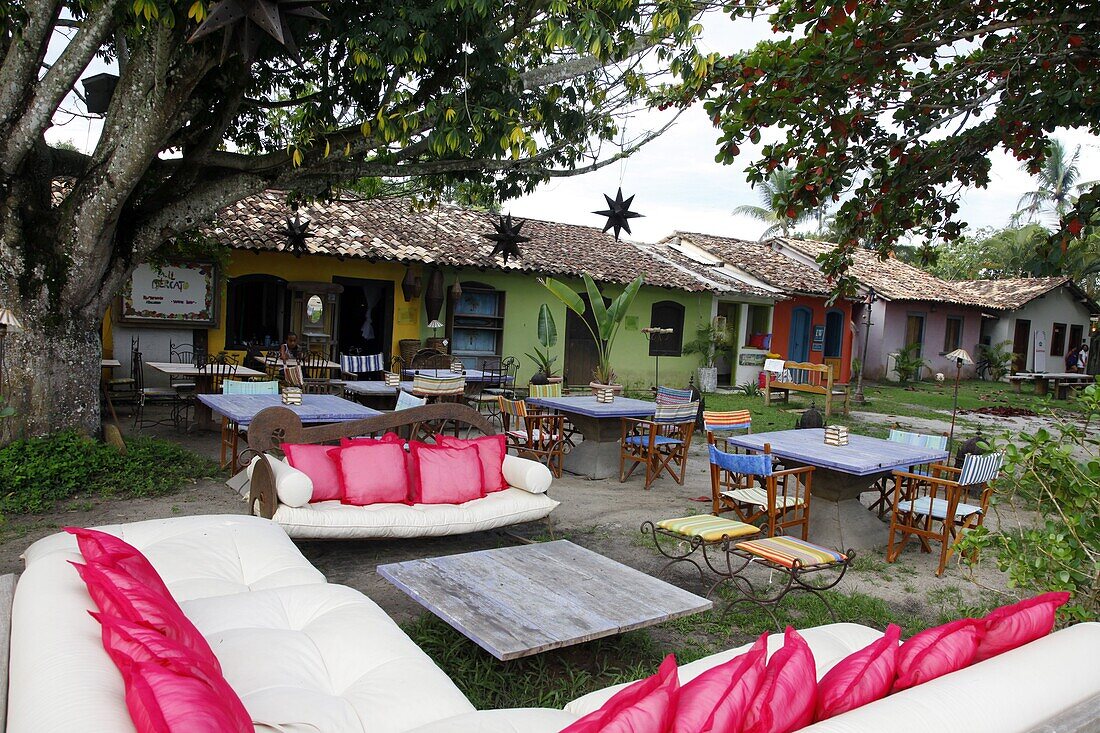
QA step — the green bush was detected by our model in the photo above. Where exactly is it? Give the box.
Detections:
[0,432,217,515]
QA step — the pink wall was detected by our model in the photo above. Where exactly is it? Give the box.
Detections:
[862,302,984,379]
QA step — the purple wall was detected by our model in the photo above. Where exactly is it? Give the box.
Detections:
[857,301,983,379]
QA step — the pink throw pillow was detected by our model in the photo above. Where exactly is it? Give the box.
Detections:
[815,624,901,721]
[562,654,680,733]
[673,633,768,733]
[436,434,508,493]
[65,527,173,602]
[742,627,817,733]
[125,662,252,733]
[893,618,984,691]
[328,443,409,505]
[282,443,343,502]
[94,612,251,730]
[410,443,484,504]
[71,561,218,668]
[974,592,1071,662]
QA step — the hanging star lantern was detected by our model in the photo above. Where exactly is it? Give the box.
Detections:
[280,212,315,257]
[482,213,530,264]
[594,187,643,241]
[188,0,326,63]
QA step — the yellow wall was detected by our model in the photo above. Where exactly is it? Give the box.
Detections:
[208,252,422,359]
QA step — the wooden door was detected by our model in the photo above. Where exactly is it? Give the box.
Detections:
[1012,319,1031,373]
[788,307,812,362]
[565,294,605,385]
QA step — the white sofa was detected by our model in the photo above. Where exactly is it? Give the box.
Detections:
[5,514,1099,733]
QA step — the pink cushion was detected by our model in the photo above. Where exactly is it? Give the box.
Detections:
[893,618,984,691]
[436,434,508,493]
[94,613,251,730]
[975,591,1071,662]
[673,632,768,733]
[409,443,485,504]
[562,654,680,733]
[70,561,219,668]
[125,662,252,733]
[815,624,900,721]
[329,443,410,505]
[282,443,343,502]
[742,627,817,733]
[65,527,173,602]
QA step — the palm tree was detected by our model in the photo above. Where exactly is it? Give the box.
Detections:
[734,168,825,239]
[1012,139,1093,226]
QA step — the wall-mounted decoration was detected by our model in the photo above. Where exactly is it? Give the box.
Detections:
[812,324,826,343]
[593,187,643,241]
[811,342,824,352]
[117,261,218,327]
[738,352,766,367]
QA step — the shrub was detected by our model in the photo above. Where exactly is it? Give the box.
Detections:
[893,343,928,383]
[0,432,217,515]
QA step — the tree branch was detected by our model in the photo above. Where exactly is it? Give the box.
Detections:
[0,0,62,129]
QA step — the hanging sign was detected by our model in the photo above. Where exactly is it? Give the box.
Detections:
[117,261,219,326]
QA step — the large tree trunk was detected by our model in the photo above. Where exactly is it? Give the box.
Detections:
[0,307,102,442]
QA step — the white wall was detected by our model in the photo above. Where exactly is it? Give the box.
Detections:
[985,287,1093,373]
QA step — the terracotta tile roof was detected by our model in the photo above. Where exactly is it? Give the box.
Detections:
[659,232,835,296]
[951,277,1099,313]
[774,237,985,306]
[208,190,738,293]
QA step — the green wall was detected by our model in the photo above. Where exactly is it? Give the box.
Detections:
[423,268,713,390]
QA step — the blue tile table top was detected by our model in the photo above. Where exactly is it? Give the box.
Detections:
[197,393,381,427]
[723,429,949,476]
[526,395,656,419]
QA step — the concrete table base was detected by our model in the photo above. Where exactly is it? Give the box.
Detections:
[792,463,890,550]
[561,413,623,480]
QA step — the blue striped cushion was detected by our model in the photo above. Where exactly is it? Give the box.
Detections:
[341,354,385,373]
[656,386,694,405]
[655,401,698,423]
[709,445,772,476]
[958,452,1004,486]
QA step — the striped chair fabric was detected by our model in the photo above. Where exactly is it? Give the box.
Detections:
[703,410,752,432]
[898,496,984,522]
[341,353,385,373]
[958,451,1005,486]
[722,486,804,510]
[656,515,759,542]
[411,373,466,396]
[395,391,426,411]
[498,397,529,417]
[656,386,694,405]
[888,429,948,476]
[222,380,280,395]
[528,382,563,398]
[735,536,847,568]
[709,445,772,476]
[655,400,699,423]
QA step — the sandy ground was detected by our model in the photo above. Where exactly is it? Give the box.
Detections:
[0,406,1023,629]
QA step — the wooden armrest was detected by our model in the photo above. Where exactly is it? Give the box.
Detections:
[773,465,814,478]
[892,470,959,487]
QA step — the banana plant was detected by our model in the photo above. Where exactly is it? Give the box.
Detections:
[524,304,559,378]
[539,274,644,384]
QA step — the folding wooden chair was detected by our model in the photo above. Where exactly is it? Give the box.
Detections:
[709,436,814,540]
[886,451,1004,576]
[498,396,565,477]
[869,428,950,518]
[619,398,698,490]
[703,409,752,451]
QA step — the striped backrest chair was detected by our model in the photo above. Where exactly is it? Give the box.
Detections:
[340,353,385,380]
[411,373,466,400]
[703,410,752,451]
[656,385,694,405]
[709,436,814,539]
[621,395,700,490]
[497,396,565,477]
[868,428,950,518]
[528,382,563,399]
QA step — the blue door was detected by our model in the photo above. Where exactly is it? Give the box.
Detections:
[789,307,812,362]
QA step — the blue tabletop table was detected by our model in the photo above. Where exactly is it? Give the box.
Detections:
[723,428,949,550]
[197,393,380,427]
[401,368,514,384]
[526,395,655,479]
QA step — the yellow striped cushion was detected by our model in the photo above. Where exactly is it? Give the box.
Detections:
[722,488,804,509]
[657,515,760,542]
[735,536,847,568]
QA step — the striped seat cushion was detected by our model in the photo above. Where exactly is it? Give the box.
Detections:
[899,497,983,521]
[624,435,682,447]
[654,401,698,423]
[735,536,847,568]
[704,410,752,432]
[722,487,804,510]
[657,515,760,542]
[656,386,694,405]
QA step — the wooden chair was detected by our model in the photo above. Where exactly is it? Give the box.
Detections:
[219,379,279,470]
[299,351,332,394]
[498,396,565,477]
[619,398,698,490]
[703,409,752,451]
[868,429,949,518]
[411,373,466,403]
[339,352,385,381]
[709,436,814,540]
[886,451,1004,576]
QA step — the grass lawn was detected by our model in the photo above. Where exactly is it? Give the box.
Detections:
[856,379,1089,420]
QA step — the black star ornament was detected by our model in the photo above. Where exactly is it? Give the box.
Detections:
[593,187,644,241]
[188,0,326,63]
[280,212,315,257]
[482,213,531,265]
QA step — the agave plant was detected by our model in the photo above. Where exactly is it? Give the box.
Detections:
[539,274,644,385]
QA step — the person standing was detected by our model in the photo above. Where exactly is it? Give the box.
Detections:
[1078,342,1089,373]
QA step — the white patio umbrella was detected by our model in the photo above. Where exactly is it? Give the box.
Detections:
[945,348,974,455]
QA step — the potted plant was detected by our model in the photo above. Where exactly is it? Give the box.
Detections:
[525,304,560,385]
[682,322,732,393]
[540,274,643,394]
[893,342,928,383]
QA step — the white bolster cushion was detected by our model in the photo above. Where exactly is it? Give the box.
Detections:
[248,454,313,507]
[404,708,579,733]
[501,454,552,494]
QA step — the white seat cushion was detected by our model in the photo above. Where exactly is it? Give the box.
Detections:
[270,488,558,540]
[183,583,476,733]
[900,496,982,520]
[722,487,804,510]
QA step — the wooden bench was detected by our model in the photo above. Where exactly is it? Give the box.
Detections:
[1009,372,1093,399]
[764,361,850,417]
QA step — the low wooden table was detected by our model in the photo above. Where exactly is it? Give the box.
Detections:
[378,540,711,661]
[525,395,655,479]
